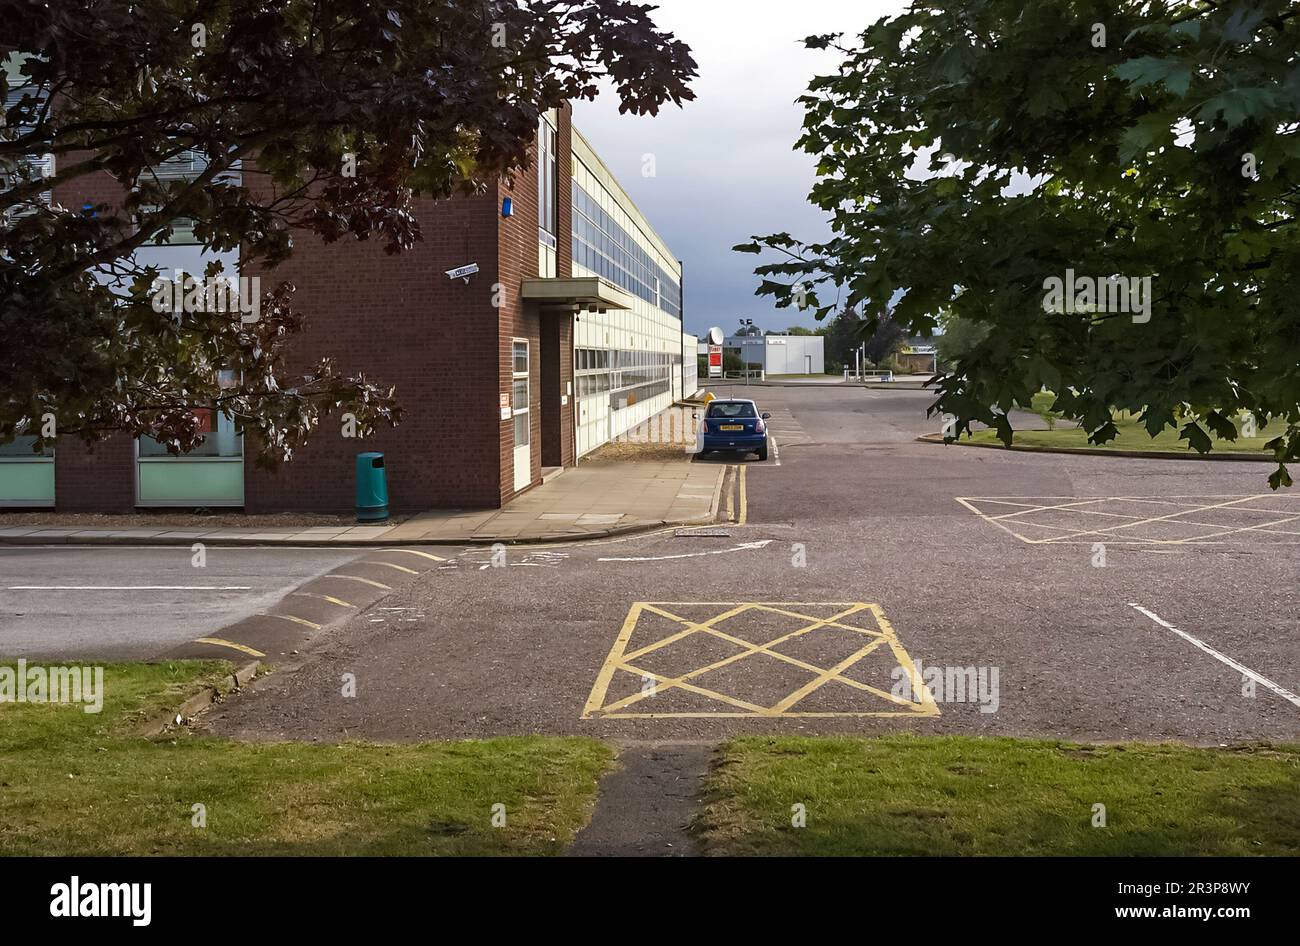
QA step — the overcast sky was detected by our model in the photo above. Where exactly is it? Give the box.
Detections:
[571,0,907,338]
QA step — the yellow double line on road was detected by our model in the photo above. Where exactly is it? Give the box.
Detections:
[724,465,748,526]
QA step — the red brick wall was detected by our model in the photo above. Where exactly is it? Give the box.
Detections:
[35,112,581,514]
[54,436,136,512]
[493,104,576,504]
[48,166,139,510]
[243,191,503,513]
[495,174,540,505]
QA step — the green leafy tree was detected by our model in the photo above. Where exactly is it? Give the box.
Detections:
[1,0,695,461]
[820,305,902,367]
[934,311,991,367]
[823,306,864,368]
[864,316,905,365]
[736,0,1300,486]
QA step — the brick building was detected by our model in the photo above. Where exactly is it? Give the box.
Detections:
[1,98,695,513]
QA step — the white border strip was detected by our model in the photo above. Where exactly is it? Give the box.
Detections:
[1129,603,1300,709]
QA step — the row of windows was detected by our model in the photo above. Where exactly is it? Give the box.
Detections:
[611,378,672,410]
[576,348,612,371]
[1,427,243,459]
[575,369,670,398]
[574,374,675,407]
[572,181,682,319]
[575,373,611,397]
[574,348,679,400]
[575,376,676,406]
[575,348,681,372]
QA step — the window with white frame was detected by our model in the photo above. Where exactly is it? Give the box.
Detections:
[537,116,558,248]
[512,340,530,448]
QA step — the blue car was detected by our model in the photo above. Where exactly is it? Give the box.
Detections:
[699,398,771,460]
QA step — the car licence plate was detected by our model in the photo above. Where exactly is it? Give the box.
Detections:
[720,424,744,431]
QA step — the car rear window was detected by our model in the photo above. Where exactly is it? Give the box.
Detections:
[707,402,757,418]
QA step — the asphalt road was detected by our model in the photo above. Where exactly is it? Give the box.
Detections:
[208,385,1300,746]
[0,546,360,660]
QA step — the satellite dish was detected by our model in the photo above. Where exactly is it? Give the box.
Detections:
[707,326,724,345]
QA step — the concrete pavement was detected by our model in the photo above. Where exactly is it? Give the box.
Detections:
[383,459,721,542]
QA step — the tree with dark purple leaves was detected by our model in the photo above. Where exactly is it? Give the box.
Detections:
[0,0,695,463]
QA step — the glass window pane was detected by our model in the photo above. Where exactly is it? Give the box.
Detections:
[138,411,243,457]
[0,434,51,458]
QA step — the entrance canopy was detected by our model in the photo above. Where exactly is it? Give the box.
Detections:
[521,277,634,313]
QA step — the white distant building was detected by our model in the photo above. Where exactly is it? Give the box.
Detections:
[725,334,824,375]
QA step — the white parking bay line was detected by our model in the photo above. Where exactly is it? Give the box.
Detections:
[1129,603,1300,710]
[7,585,253,591]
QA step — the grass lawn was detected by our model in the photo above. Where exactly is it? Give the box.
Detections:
[696,735,1300,856]
[0,661,612,856]
[965,413,1275,456]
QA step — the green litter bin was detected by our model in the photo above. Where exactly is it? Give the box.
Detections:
[356,452,389,522]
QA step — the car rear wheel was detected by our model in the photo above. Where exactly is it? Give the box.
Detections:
[756,444,768,461]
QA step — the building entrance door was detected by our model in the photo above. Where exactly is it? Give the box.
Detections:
[512,339,532,493]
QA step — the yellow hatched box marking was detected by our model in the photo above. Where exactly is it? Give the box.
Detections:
[583,602,939,719]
